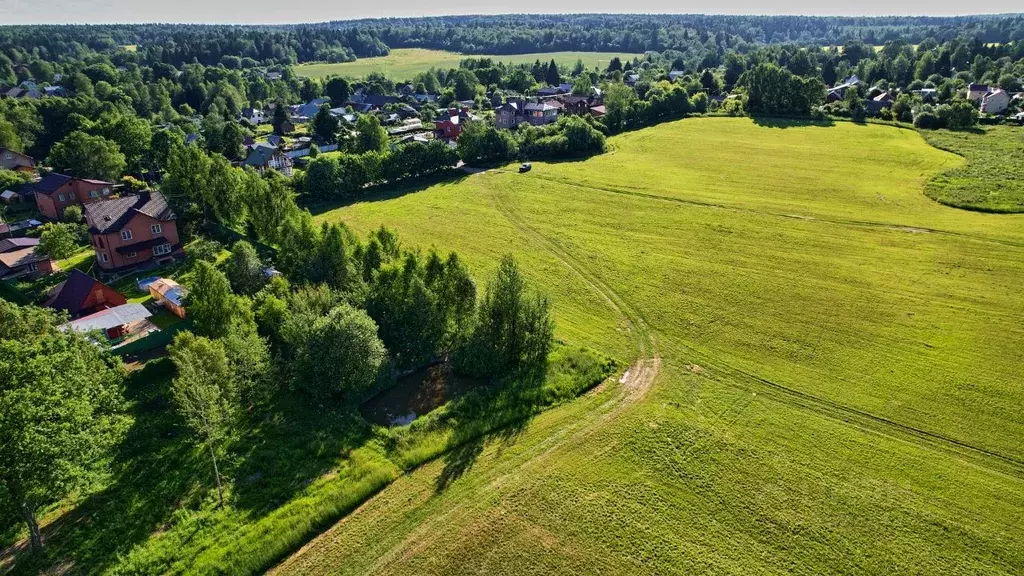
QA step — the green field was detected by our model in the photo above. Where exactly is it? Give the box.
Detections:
[921,125,1024,213]
[295,49,643,80]
[273,118,1024,574]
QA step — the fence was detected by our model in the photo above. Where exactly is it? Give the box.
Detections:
[285,143,339,159]
[114,319,192,357]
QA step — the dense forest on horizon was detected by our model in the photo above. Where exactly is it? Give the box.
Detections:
[2,14,1023,67]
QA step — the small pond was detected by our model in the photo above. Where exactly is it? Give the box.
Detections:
[360,363,487,427]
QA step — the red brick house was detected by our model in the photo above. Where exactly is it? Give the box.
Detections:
[29,173,114,221]
[46,269,128,319]
[84,191,183,274]
[434,107,474,141]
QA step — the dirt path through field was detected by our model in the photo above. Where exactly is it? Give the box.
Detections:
[271,187,661,574]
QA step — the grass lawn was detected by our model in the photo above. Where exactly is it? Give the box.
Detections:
[295,49,643,80]
[921,125,1024,212]
[271,117,1024,574]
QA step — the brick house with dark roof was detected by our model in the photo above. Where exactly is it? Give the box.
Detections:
[0,148,36,173]
[84,191,183,273]
[46,269,127,319]
[0,236,54,280]
[29,173,115,221]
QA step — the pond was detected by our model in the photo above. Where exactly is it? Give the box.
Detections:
[360,363,488,427]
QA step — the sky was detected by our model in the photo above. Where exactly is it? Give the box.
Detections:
[0,0,1020,25]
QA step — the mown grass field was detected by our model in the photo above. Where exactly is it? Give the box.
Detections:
[921,125,1024,213]
[295,49,642,80]
[275,117,1024,574]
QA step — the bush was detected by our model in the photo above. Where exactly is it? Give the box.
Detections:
[187,238,223,263]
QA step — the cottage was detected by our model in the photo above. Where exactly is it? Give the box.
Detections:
[966,83,990,104]
[290,98,331,121]
[558,95,600,116]
[0,237,54,279]
[28,173,114,221]
[243,143,294,176]
[496,100,526,130]
[240,107,266,124]
[46,269,128,319]
[0,148,36,173]
[827,75,865,102]
[435,107,475,141]
[0,218,41,238]
[148,277,187,318]
[981,89,1010,115]
[668,70,686,82]
[63,303,153,344]
[524,101,560,126]
[85,191,183,274]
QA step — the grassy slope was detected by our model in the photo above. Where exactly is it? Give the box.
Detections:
[921,125,1024,213]
[295,49,642,80]
[276,118,1024,574]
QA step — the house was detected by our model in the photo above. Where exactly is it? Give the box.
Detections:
[46,269,127,318]
[266,134,285,148]
[827,75,865,102]
[967,83,990,104]
[1,189,23,205]
[84,191,183,274]
[524,101,560,126]
[0,244,55,280]
[913,88,938,101]
[435,107,475,141]
[395,134,431,146]
[625,73,640,86]
[277,119,296,134]
[28,174,115,221]
[537,86,563,97]
[265,71,282,81]
[347,92,398,109]
[981,89,1010,115]
[559,95,599,116]
[0,236,39,254]
[668,70,686,82]
[864,92,894,115]
[44,86,68,98]
[589,105,607,117]
[290,98,331,121]
[496,100,526,130]
[413,93,437,105]
[0,148,36,173]
[240,107,266,124]
[148,277,186,318]
[243,144,294,176]
[62,303,154,344]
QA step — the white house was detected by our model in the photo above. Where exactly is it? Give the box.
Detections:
[981,89,1010,115]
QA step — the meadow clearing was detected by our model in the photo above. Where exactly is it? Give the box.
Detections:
[273,117,1024,574]
[295,49,643,80]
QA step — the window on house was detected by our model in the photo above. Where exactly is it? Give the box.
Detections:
[96,236,105,249]
[4,153,11,160]
[98,253,109,263]
[102,188,110,195]
[120,230,133,241]
[150,224,162,235]
[89,190,99,198]
[27,262,38,272]
[127,251,137,259]
[153,243,172,256]
[57,193,65,202]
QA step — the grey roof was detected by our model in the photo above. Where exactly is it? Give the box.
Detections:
[0,237,40,253]
[64,303,151,332]
[85,191,175,234]
[27,173,72,194]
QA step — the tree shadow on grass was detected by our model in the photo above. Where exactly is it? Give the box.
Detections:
[304,171,471,217]
[7,359,206,575]
[229,393,374,513]
[433,367,546,493]
[750,115,836,129]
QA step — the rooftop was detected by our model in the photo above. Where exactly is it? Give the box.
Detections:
[85,191,175,234]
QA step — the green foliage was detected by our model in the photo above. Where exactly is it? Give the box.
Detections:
[186,238,223,263]
[355,114,388,153]
[311,104,339,142]
[186,261,238,339]
[0,168,31,192]
[741,62,824,116]
[456,121,519,166]
[224,241,266,296]
[168,331,235,505]
[47,131,125,181]
[0,301,129,555]
[457,255,554,378]
[37,222,79,260]
[286,303,387,401]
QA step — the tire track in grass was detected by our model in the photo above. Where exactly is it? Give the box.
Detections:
[495,174,1024,478]
[526,173,1024,250]
[272,185,662,575]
